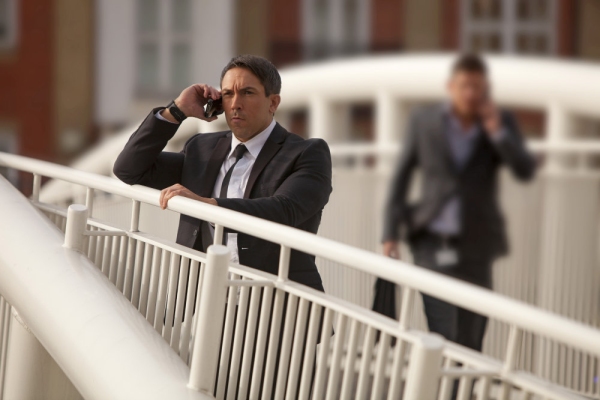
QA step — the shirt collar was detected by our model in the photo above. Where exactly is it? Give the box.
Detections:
[443,102,479,138]
[229,118,276,159]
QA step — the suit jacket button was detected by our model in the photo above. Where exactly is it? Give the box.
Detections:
[193,229,198,236]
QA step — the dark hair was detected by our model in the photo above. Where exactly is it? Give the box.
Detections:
[220,55,282,96]
[451,53,488,76]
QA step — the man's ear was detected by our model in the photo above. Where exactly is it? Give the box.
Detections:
[269,94,281,114]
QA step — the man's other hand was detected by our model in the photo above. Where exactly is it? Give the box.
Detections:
[479,99,502,138]
[383,240,400,259]
[159,184,217,209]
[161,84,221,123]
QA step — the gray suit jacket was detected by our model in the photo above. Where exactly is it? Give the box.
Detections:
[383,103,536,259]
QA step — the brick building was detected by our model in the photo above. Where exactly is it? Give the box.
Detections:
[238,0,600,65]
[0,0,93,166]
[236,0,600,140]
[2,0,600,175]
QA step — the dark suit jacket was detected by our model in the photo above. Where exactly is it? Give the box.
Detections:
[113,108,332,290]
[383,103,536,259]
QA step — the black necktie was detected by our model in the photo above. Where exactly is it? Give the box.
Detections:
[219,144,247,198]
[198,144,247,252]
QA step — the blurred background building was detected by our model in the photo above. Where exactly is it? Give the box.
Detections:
[2,1,600,395]
[2,0,600,173]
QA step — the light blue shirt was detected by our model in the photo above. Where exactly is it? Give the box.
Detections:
[428,107,481,236]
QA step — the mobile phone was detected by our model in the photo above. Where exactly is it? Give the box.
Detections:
[204,98,224,118]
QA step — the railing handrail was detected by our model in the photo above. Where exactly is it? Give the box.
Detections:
[0,174,211,400]
[328,139,600,158]
[1,151,600,359]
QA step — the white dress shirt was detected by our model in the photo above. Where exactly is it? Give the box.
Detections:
[210,119,276,262]
[155,111,276,261]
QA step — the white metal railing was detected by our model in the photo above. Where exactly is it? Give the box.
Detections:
[0,175,211,400]
[1,152,600,399]
[8,53,599,398]
[323,140,600,397]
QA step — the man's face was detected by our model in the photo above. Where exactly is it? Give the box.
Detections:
[447,71,489,119]
[220,67,280,141]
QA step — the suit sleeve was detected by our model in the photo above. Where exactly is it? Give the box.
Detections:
[113,107,193,190]
[215,139,332,228]
[382,111,420,242]
[490,112,536,181]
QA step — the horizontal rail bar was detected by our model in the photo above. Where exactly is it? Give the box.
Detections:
[84,230,128,237]
[328,140,600,158]
[441,368,498,378]
[2,151,600,360]
[228,279,275,287]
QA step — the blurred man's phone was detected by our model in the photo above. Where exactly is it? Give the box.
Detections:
[204,98,224,118]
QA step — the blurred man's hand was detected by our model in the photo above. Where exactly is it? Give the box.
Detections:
[161,84,221,123]
[383,240,400,259]
[479,99,502,138]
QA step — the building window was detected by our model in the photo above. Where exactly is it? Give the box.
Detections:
[0,0,18,50]
[461,0,557,55]
[303,0,370,60]
[136,0,192,96]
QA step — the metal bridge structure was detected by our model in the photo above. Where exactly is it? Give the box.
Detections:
[1,55,600,399]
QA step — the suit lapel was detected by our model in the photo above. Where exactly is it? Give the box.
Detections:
[461,127,487,172]
[243,123,286,198]
[198,133,231,197]
[431,105,458,175]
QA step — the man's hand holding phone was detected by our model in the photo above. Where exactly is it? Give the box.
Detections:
[161,83,222,123]
[479,97,502,139]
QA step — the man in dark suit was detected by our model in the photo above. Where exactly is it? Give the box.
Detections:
[113,55,332,291]
[382,54,536,352]
[115,55,330,397]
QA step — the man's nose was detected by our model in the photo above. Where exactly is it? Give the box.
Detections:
[230,94,242,110]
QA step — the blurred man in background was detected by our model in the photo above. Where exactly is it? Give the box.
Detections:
[382,54,535,352]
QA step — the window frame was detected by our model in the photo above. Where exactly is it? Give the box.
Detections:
[460,0,558,55]
[302,0,370,61]
[135,0,192,97]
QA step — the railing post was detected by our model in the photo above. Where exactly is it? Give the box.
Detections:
[399,287,415,330]
[63,204,88,252]
[278,245,290,281]
[188,245,229,394]
[31,174,41,202]
[403,332,444,400]
[499,325,523,398]
[503,325,522,373]
[85,187,94,218]
[130,200,140,232]
[213,224,224,246]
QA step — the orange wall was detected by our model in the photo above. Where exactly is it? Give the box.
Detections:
[371,0,404,51]
[268,0,302,66]
[0,0,55,161]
